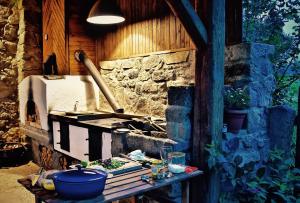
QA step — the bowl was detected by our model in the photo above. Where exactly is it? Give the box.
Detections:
[53,166,107,199]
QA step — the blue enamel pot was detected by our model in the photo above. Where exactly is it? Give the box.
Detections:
[53,166,107,200]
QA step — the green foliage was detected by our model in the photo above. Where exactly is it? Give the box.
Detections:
[243,0,300,105]
[206,143,300,202]
[224,87,250,109]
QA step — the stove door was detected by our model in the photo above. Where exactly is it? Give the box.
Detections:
[69,125,89,161]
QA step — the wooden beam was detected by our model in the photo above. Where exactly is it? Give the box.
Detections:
[191,0,225,202]
[225,0,243,45]
[164,0,208,48]
[296,87,300,168]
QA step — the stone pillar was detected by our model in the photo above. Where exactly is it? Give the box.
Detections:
[166,86,194,153]
[0,0,21,141]
[219,43,277,197]
[269,105,296,157]
[225,43,276,133]
[0,0,42,142]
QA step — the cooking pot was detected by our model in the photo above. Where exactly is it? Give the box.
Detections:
[53,165,107,199]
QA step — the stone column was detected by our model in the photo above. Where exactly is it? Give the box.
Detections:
[166,86,194,153]
[269,105,296,157]
[0,0,42,142]
[0,0,20,140]
[225,43,276,133]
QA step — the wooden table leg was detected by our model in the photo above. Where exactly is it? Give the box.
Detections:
[135,195,144,203]
[182,181,190,203]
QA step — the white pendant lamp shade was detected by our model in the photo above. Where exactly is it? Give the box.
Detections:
[87,0,125,24]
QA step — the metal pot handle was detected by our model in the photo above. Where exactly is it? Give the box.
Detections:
[74,164,82,171]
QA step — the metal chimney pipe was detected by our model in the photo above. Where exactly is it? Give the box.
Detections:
[74,50,124,113]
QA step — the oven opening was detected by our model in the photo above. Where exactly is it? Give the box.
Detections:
[25,99,41,128]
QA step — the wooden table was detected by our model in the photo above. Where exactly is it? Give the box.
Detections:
[18,168,202,203]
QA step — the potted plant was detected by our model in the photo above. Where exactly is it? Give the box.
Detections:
[224,87,249,134]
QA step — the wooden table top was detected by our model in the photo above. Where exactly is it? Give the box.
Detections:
[18,168,203,203]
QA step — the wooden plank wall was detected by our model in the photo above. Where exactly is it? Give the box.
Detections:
[67,0,98,75]
[43,0,197,74]
[42,0,68,74]
[96,0,195,62]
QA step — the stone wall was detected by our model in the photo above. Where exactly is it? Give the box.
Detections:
[0,0,21,141]
[225,43,276,133]
[0,0,42,142]
[221,43,291,196]
[99,50,195,118]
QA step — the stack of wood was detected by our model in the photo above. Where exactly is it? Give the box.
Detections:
[1,127,26,143]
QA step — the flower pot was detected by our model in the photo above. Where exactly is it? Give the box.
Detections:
[224,109,247,134]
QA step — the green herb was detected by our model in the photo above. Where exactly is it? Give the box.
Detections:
[100,159,125,170]
[224,87,250,109]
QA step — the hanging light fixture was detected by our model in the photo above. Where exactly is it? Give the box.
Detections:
[87,0,125,25]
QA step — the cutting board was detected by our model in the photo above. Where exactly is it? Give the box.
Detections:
[107,157,142,175]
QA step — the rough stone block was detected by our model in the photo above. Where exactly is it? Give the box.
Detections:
[7,11,19,25]
[99,61,116,71]
[116,72,125,81]
[0,5,10,18]
[268,105,296,156]
[225,43,274,64]
[152,70,175,82]
[247,107,268,133]
[167,86,194,106]
[141,82,158,93]
[225,63,250,78]
[249,79,275,107]
[142,55,163,70]
[233,149,260,167]
[3,24,18,41]
[0,0,10,6]
[111,131,128,156]
[127,68,139,79]
[165,105,192,122]
[163,51,189,65]
[166,121,191,145]
[3,40,17,54]
[0,59,10,70]
[121,58,141,70]
[139,71,150,81]
[0,81,13,99]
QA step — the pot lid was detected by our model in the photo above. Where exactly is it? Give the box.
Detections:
[53,166,107,183]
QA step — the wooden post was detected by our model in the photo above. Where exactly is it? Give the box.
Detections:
[296,87,300,168]
[164,0,225,202]
[225,0,243,45]
[192,0,225,202]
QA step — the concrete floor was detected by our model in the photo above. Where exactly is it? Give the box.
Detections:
[0,161,39,203]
